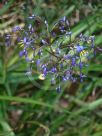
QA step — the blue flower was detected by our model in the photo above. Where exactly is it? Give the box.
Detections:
[79,62,83,70]
[76,44,84,53]
[62,76,67,81]
[51,67,57,73]
[71,58,76,66]
[7,15,96,91]
[43,67,47,76]
[60,16,66,22]
[12,26,22,32]
[36,59,40,66]
[19,49,27,57]
[41,39,48,45]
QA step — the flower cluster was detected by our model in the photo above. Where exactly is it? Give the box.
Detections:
[6,15,95,92]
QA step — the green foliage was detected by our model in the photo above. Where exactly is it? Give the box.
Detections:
[0,0,102,136]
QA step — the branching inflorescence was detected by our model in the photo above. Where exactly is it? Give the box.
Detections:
[5,15,95,92]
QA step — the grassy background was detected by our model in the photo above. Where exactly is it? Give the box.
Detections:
[0,0,102,136]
